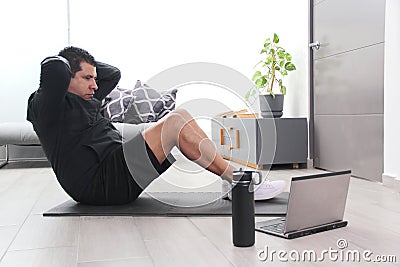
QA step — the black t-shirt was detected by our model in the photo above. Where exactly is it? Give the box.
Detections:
[27,57,122,200]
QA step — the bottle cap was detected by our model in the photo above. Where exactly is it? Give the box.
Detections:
[232,168,262,186]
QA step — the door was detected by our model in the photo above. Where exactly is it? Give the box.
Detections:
[311,0,385,181]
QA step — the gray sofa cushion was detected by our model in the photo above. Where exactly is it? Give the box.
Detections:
[0,122,40,146]
[0,122,154,146]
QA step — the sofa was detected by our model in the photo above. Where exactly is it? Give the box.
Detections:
[0,122,152,168]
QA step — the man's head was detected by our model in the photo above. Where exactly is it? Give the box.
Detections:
[58,46,98,100]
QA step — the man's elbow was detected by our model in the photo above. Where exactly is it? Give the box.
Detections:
[115,68,122,83]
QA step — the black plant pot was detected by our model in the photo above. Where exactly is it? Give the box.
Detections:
[259,94,284,118]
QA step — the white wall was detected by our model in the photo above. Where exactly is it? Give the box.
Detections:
[2,0,399,183]
[0,0,309,123]
[0,0,68,123]
[384,0,400,179]
[69,0,309,118]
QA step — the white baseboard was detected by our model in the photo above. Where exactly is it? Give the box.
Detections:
[382,173,399,192]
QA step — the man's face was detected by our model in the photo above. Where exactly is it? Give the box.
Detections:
[68,62,98,100]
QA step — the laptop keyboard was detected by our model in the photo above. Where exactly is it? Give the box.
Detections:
[260,219,286,233]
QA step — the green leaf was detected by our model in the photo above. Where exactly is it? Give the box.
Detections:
[270,48,275,54]
[251,90,256,96]
[260,49,267,54]
[252,71,262,81]
[273,33,279,43]
[285,62,296,71]
[275,66,280,71]
[255,77,266,88]
[281,85,286,95]
[279,61,284,67]
[285,54,292,61]
[281,70,288,75]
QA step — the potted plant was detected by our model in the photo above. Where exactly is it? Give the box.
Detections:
[245,33,296,118]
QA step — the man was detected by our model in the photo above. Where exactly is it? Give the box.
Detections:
[27,46,284,205]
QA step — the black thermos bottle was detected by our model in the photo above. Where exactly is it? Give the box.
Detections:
[231,169,261,247]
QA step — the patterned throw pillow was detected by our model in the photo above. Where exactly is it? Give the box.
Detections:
[101,80,177,124]
[101,80,141,123]
[124,84,178,124]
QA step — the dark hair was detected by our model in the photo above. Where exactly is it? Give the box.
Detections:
[58,46,96,76]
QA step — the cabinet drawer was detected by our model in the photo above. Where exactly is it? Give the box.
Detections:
[219,118,258,164]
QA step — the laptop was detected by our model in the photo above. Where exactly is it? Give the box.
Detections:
[255,170,351,239]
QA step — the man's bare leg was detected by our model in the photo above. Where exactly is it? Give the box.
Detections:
[141,109,235,182]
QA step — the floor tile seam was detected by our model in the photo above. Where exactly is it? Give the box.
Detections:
[132,218,156,266]
[28,179,56,216]
[188,217,235,266]
[6,245,77,253]
[76,216,82,264]
[0,185,48,261]
[0,224,18,228]
[77,255,153,264]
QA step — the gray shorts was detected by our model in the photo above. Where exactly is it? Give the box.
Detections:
[122,131,176,192]
[79,127,175,205]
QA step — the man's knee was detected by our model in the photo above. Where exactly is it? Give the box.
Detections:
[164,110,188,132]
[172,108,192,120]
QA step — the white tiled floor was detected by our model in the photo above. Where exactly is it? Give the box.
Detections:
[0,157,399,266]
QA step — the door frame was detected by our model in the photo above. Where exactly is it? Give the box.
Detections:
[308,0,315,162]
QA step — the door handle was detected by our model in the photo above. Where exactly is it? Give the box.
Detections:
[235,130,240,149]
[309,40,320,51]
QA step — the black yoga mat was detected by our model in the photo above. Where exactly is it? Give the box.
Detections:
[43,192,288,217]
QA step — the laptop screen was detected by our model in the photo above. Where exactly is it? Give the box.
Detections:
[284,170,351,233]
